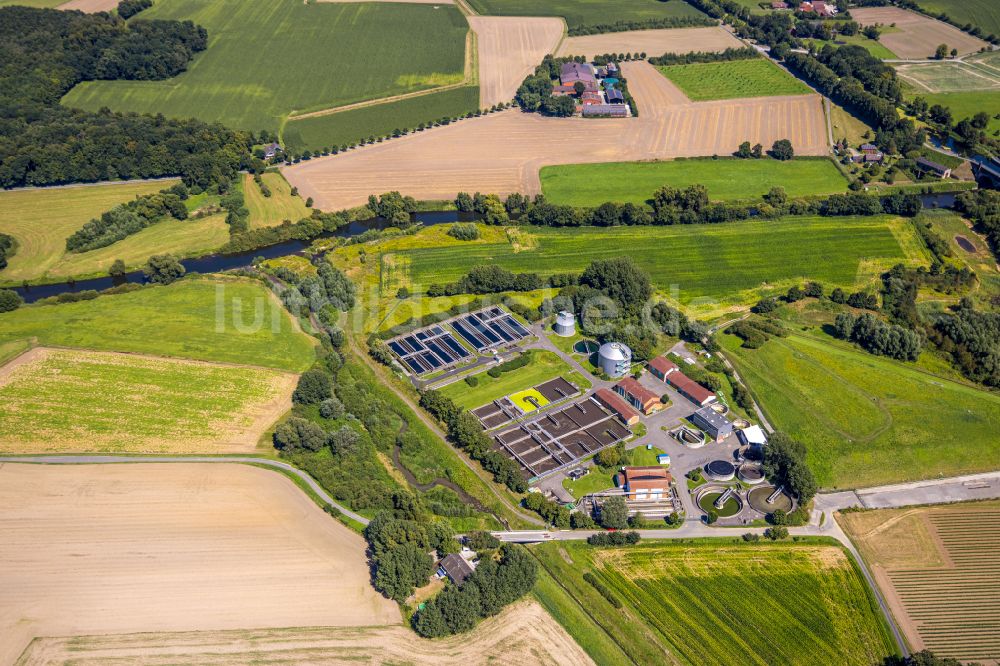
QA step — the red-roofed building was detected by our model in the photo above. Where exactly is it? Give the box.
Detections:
[593,388,640,425]
[647,356,679,381]
[665,372,716,407]
[614,377,663,415]
[621,466,673,500]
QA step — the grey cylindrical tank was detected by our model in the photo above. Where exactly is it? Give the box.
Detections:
[598,341,632,377]
[554,311,576,337]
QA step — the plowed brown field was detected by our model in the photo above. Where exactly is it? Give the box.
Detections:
[557,26,743,59]
[15,600,592,666]
[0,464,401,666]
[471,17,565,107]
[284,61,828,209]
[851,7,988,58]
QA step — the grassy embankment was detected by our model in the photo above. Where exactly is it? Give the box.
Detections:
[531,540,898,666]
[0,277,317,371]
[656,58,812,100]
[465,0,707,28]
[62,0,470,135]
[722,325,1000,489]
[382,217,922,315]
[540,158,848,207]
[438,349,590,409]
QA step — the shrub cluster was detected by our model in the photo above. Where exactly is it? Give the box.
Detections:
[726,317,786,348]
[66,185,188,252]
[587,531,641,546]
[419,390,527,493]
[762,432,817,504]
[428,265,543,297]
[834,311,922,361]
[0,233,15,271]
[447,223,480,241]
[117,0,152,19]
[486,352,531,378]
[523,491,570,527]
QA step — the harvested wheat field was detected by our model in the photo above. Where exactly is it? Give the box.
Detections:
[851,7,988,58]
[470,16,565,107]
[839,501,1000,665]
[558,26,743,59]
[16,599,591,666]
[285,61,827,209]
[0,347,297,454]
[56,0,117,11]
[0,463,401,666]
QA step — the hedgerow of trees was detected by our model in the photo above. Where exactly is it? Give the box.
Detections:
[66,184,189,252]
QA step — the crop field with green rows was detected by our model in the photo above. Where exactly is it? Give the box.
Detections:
[532,540,898,666]
[656,58,811,101]
[387,217,918,309]
[62,0,469,133]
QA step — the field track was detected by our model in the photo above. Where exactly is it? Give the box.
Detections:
[557,26,742,59]
[0,463,401,666]
[56,0,115,11]
[284,61,827,209]
[851,7,988,58]
[470,17,565,107]
[316,0,454,3]
[15,600,589,665]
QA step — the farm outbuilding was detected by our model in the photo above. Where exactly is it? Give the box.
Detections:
[598,342,632,378]
[554,311,576,337]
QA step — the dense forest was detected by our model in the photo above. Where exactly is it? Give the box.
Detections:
[0,6,251,188]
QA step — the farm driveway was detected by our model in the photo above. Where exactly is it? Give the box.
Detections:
[470,17,565,107]
[851,7,989,58]
[0,463,400,666]
[284,61,828,209]
[558,26,743,59]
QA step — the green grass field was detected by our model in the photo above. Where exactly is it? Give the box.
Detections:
[0,278,317,371]
[439,350,586,409]
[723,329,1000,489]
[283,85,480,152]
[917,92,1000,134]
[0,180,178,284]
[540,158,848,206]
[912,0,1000,40]
[804,34,898,59]
[0,347,292,454]
[465,0,707,28]
[62,0,469,133]
[656,58,811,101]
[388,217,920,311]
[532,540,897,666]
[244,172,311,228]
